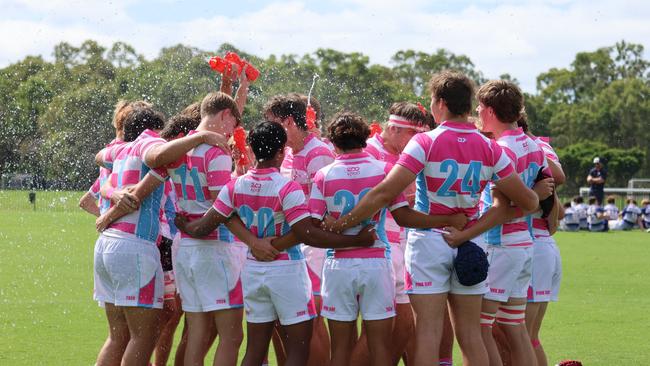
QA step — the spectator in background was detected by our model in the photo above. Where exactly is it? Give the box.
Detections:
[640,199,650,232]
[587,196,607,232]
[603,195,620,230]
[614,198,643,231]
[560,202,580,232]
[572,196,589,230]
[587,157,607,205]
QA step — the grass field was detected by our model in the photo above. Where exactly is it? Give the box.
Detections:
[1,190,650,365]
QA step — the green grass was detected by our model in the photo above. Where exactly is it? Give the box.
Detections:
[1,190,650,365]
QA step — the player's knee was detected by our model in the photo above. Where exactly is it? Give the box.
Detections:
[495,304,526,326]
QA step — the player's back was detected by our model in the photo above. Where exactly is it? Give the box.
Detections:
[167,133,232,241]
[482,128,548,247]
[399,121,513,221]
[105,130,168,242]
[280,133,334,195]
[310,152,405,256]
[215,167,309,262]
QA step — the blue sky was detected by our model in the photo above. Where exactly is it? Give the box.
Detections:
[1,0,648,92]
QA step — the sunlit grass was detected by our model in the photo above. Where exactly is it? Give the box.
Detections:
[1,190,649,365]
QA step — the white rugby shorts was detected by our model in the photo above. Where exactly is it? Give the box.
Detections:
[321,257,396,321]
[242,260,316,326]
[405,230,488,296]
[484,245,532,302]
[528,236,561,302]
[93,233,164,309]
[174,238,243,312]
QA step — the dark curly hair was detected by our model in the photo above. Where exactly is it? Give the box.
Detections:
[327,111,370,151]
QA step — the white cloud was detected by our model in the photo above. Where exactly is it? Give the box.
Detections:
[0,0,649,92]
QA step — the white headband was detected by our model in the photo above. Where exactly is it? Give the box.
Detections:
[387,115,429,132]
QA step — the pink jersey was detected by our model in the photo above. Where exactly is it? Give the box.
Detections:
[309,152,408,258]
[397,121,514,225]
[481,128,550,247]
[89,139,124,215]
[167,130,233,242]
[531,137,560,238]
[100,129,169,243]
[280,133,335,195]
[364,134,407,245]
[213,167,311,264]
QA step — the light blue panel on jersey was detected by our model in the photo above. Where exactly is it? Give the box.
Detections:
[521,162,541,188]
[287,245,304,260]
[164,195,178,237]
[415,171,429,213]
[481,188,502,245]
[135,165,163,242]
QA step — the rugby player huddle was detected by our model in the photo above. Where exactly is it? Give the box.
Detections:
[81,70,564,366]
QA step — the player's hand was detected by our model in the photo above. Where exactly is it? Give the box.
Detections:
[199,131,230,151]
[112,189,139,213]
[533,177,554,200]
[238,64,250,88]
[442,226,467,248]
[95,214,111,232]
[251,237,279,261]
[356,224,377,247]
[448,213,468,230]
[174,214,188,233]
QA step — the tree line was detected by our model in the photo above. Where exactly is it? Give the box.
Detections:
[0,40,648,194]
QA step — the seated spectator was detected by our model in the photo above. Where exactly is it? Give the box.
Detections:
[613,198,643,230]
[603,195,619,231]
[560,201,580,232]
[572,196,589,230]
[587,196,607,232]
[641,199,650,232]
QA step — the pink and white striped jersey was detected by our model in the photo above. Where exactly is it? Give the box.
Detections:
[364,134,410,245]
[89,139,124,215]
[309,152,408,258]
[531,137,560,238]
[101,129,169,243]
[280,133,335,195]
[158,180,178,241]
[481,128,550,247]
[534,137,560,166]
[167,130,233,242]
[396,121,514,225]
[213,167,311,264]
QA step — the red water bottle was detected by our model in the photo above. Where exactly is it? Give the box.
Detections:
[225,52,259,82]
[208,56,232,74]
[233,126,250,166]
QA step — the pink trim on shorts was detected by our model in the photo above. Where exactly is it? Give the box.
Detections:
[229,276,244,307]
[404,270,413,292]
[307,266,321,294]
[332,247,386,259]
[138,275,156,307]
